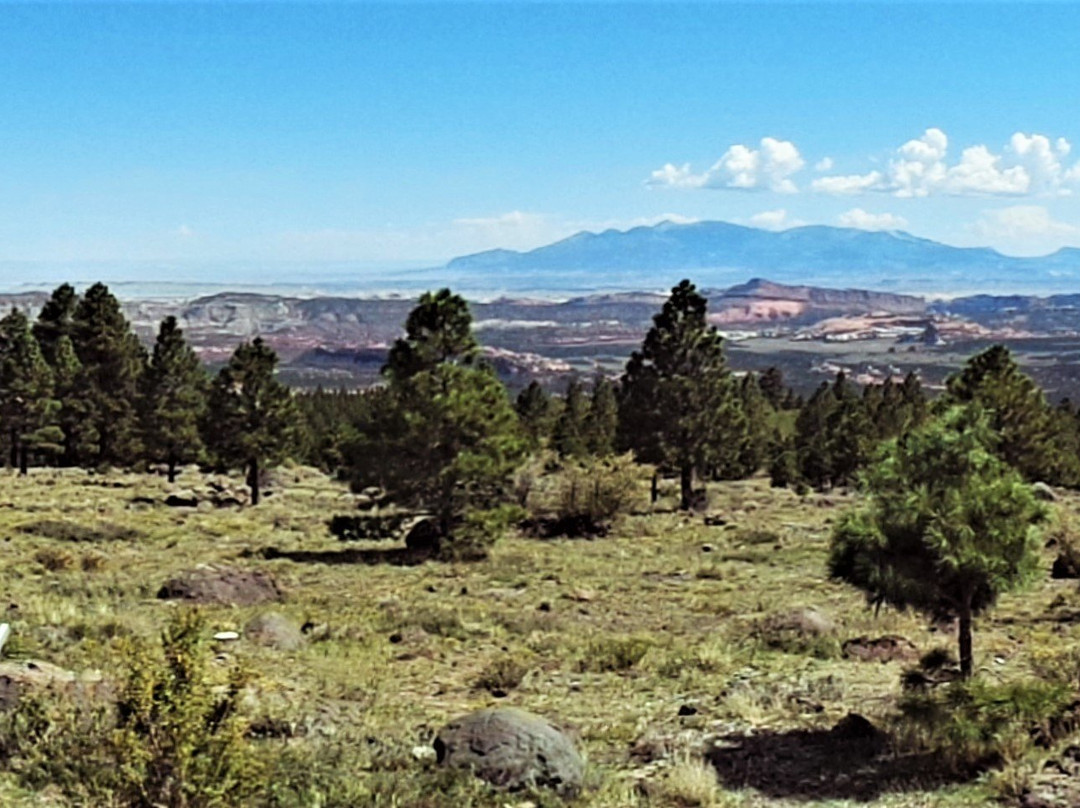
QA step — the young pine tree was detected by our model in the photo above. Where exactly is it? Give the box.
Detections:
[206,338,298,504]
[553,379,591,459]
[32,283,78,366]
[830,406,1043,678]
[618,279,739,510]
[72,283,146,466]
[515,380,554,449]
[0,310,60,473]
[584,376,619,457]
[141,317,208,482]
[383,288,478,382]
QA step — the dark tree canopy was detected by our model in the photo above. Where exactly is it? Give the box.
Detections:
[830,406,1043,677]
[0,309,60,473]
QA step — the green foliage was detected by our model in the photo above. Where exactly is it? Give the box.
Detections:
[72,282,147,466]
[140,316,208,481]
[515,380,554,449]
[383,288,478,382]
[205,338,299,504]
[585,376,619,456]
[618,279,740,509]
[579,635,653,672]
[328,513,409,541]
[944,344,1080,485]
[0,610,260,807]
[0,308,59,472]
[552,378,590,458]
[553,452,641,533]
[895,678,1074,772]
[830,405,1044,676]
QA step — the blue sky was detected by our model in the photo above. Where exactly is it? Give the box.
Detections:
[4,2,1080,275]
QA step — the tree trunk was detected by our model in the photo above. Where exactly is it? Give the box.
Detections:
[9,429,17,470]
[167,457,177,484]
[958,601,973,679]
[651,473,659,504]
[18,444,27,476]
[680,464,693,511]
[249,458,260,506]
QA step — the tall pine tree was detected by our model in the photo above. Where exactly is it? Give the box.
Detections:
[383,288,478,382]
[618,279,739,510]
[206,338,298,505]
[72,283,146,466]
[0,309,59,474]
[141,317,208,482]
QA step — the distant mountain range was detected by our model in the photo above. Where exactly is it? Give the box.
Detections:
[446,220,1080,295]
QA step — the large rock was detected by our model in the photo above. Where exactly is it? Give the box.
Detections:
[434,708,584,796]
[405,517,442,553]
[157,566,284,606]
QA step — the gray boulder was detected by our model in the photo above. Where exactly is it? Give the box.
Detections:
[434,708,583,796]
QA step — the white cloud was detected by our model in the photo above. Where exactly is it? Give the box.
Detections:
[836,208,909,231]
[969,205,1080,256]
[814,157,834,172]
[814,128,1080,198]
[811,171,885,195]
[746,209,806,231]
[648,137,805,193]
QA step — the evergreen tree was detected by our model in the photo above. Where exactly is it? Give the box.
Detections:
[51,335,89,466]
[141,317,208,482]
[830,406,1043,677]
[383,288,478,382]
[552,379,590,459]
[618,279,739,509]
[206,338,298,504]
[0,309,60,473]
[759,366,788,410]
[345,291,525,544]
[33,283,78,366]
[584,376,619,456]
[943,345,1076,484]
[794,382,837,490]
[729,372,772,478]
[515,381,554,449]
[72,283,146,465]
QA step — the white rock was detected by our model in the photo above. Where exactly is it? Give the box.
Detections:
[412,745,437,762]
[213,631,240,642]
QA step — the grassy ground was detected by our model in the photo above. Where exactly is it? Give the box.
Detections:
[0,465,1076,806]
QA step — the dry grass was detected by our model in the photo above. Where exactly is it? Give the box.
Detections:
[0,463,1074,806]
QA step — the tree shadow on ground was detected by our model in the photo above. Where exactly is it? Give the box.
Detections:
[706,715,976,802]
[254,545,430,567]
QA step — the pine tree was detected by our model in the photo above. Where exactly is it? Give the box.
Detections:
[553,379,590,459]
[729,372,772,478]
[383,288,478,382]
[584,377,619,456]
[51,335,89,466]
[618,279,739,509]
[0,309,59,473]
[943,345,1075,484]
[759,366,788,410]
[206,338,298,504]
[515,381,554,449]
[830,406,1043,677]
[794,382,837,490]
[33,283,78,366]
[141,317,208,482]
[345,291,525,545]
[72,283,146,466]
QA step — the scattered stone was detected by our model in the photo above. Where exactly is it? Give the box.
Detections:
[1033,482,1058,502]
[1052,549,1080,579]
[842,635,918,663]
[244,613,304,651]
[768,607,836,636]
[701,544,714,553]
[434,708,584,797]
[412,744,437,763]
[157,566,284,606]
[703,516,726,527]
[678,704,698,717]
[213,631,240,642]
[0,660,104,711]
[404,517,442,553]
[537,601,552,612]
[164,491,199,508]
[568,588,595,603]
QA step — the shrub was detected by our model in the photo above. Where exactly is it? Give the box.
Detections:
[0,609,261,807]
[328,513,408,541]
[579,635,653,673]
[894,677,1075,772]
[541,453,640,537]
[18,519,145,543]
[474,653,532,694]
[441,504,526,561]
